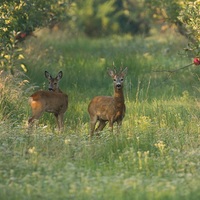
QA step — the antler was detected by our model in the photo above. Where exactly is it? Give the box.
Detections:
[112,62,117,74]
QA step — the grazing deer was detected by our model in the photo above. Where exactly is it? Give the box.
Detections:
[28,71,68,130]
[88,67,128,136]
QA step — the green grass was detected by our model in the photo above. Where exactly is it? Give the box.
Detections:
[0,29,200,199]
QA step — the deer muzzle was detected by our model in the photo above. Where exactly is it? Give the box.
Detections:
[116,84,122,90]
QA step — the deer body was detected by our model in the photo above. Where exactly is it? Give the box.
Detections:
[28,71,68,130]
[88,67,127,136]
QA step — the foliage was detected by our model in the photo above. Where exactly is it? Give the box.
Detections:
[147,0,200,55]
[74,0,116,37]
[68,0,151,37]
[178,1,200,55]
[146,0,182,23]
[1,0,200,75]
[0,0,69,73]
[113,0,151,35]
[0,0,152,73]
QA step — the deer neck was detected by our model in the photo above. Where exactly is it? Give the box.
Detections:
[113,88,124,104]
[53,88,63,93]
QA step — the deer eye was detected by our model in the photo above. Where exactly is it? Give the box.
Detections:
[121,78,124,81]
[113,79,116,82]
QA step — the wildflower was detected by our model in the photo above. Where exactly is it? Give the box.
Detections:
[154,141,166,156]
[64,138,71,144]
[28,147,36,154]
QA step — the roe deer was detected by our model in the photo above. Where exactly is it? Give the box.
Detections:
[28,71,68,130]
[88,67,128,136]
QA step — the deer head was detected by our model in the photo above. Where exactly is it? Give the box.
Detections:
[45,71,63,92]
[108,67,128,91]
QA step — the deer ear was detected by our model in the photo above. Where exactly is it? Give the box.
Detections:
[121,67,128,77]
[45,71,52,79]
[57,71,63,80]
[108,69,115,78]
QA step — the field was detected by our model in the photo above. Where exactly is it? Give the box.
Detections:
[0,28,200,199]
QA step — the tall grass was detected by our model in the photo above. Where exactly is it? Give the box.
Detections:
[0,70,29,125]
[0,29,200,199]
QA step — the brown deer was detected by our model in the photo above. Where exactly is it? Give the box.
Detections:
[88,67,128,136]
[28,71,68,130]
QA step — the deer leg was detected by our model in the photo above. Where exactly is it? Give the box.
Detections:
[108,119,114,132]
[116,120,122,133]
[56,113,64,131]
[54,113,61,131]
[28,100,44,127]
[28,111,43,126]
[90,115,97,137]
[95,120,107,132]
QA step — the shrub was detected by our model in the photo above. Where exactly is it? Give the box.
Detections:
[147,0,200,55]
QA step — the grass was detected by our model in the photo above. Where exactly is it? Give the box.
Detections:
[0,28,200,199]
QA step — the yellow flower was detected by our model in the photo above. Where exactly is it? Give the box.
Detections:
[64,139,71,144]
[28,147,36,154]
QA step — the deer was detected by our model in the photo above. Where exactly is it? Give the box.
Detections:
[88,67,128,136]
[28,71,68,131]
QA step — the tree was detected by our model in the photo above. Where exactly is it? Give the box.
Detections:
[178,1,200,55]
[0,0,69,74]
[73,0,151,37]
[147,0,200,56]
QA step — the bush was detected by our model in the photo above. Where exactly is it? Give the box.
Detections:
[0,0,69,73]
[147,0,200,55]
[178,1,200,55]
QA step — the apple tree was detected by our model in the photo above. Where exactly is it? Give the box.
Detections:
[0,0,69,74]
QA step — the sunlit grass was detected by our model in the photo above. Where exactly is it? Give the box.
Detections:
[0,29,200,199]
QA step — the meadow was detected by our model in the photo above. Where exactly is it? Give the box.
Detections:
[0,28,200,200]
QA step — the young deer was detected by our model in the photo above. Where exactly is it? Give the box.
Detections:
[88,67,128,136]
[28,71,68,130]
